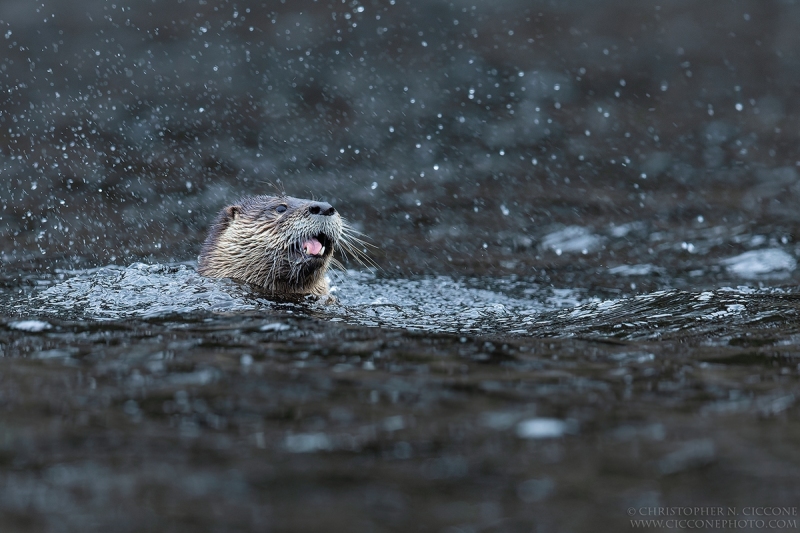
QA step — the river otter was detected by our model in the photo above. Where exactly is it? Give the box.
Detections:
[198,195,367,296]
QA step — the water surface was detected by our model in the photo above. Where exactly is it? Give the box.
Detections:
[3,0,800,531]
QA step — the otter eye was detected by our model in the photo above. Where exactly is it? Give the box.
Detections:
[275,205,287,214]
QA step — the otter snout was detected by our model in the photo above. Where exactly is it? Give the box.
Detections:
[308,202,336,216]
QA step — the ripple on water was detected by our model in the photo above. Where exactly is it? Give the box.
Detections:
[328,271,579,334]
[12,264,800,340]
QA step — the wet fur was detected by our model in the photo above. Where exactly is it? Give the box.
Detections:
[197,195,343,296]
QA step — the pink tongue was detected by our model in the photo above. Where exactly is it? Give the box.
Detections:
[302,237,323,256]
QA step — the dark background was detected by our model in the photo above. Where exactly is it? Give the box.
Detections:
[2,0,800,287]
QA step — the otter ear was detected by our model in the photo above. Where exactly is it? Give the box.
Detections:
[224,205,241,221]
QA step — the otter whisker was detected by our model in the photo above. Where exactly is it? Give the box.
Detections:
[341,224,376,243]
[338,234,379,270]
[340,230,376,250]
[330,258,347,273]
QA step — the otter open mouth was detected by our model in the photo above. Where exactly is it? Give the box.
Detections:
[300,233,332,258]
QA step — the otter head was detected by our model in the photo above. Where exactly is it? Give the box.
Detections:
[197,195,343,296]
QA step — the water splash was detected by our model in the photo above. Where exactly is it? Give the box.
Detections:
[22,263,261,320]
[10,264,800,341]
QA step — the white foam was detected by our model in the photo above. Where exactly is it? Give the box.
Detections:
[285,432,331,453]
[541,226,602,254]
[608,263,663,276]
[720,249,796,278]
[516,418,568,439]
[8,320,52,332]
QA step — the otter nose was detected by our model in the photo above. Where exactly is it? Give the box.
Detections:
[308,202,336,216]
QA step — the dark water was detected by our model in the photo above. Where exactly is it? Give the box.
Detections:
[3,1,800,531]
